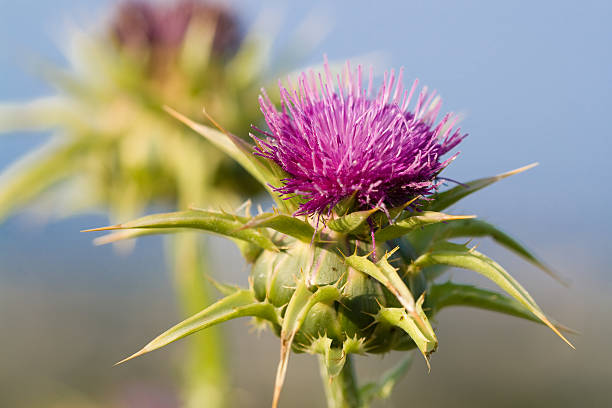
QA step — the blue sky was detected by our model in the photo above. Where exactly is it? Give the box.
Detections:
[1,0,610,276]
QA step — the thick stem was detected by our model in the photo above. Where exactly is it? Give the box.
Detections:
[170,233,228,408]
[319,355,361,408]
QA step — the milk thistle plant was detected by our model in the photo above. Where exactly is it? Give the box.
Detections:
[0,1,321,407]
[86,61,573,407]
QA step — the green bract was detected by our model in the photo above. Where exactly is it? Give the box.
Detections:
[87,114,573,408]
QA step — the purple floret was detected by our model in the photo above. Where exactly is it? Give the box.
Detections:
[253,60,466,217]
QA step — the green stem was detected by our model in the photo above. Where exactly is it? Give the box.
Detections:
[319,355,361,408]
[170,233,228,408]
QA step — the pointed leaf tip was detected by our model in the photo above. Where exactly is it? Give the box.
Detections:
[428,163,540,212]
[81,225,121,233]
[114,348,149,366]
[411,241,574,348]
[497,162,539,179]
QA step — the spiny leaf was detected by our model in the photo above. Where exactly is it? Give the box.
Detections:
[374,212,475,242]
[310,337,346,378]
[344,250,416,315]
[426,282,542,323]
[116,290,279,365]
[410,218,567,285]
[360,353,414,404]
[376,298,437,365]
[427,163,538,212]
[310,335,367,381]
[164,107,300,214]
[409,241,574,348]
[342,335,366,355]
[205,275,242,296]
[327,208,378,234]
[93,228,184,246]
[83,210,279,252]
[344,251,437,365]
[273,283,341,408]
[241,212,316,243]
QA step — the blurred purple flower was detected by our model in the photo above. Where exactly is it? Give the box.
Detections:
[111,0,241,58]
[253,60,466,217]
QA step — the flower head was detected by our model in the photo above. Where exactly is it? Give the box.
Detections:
[254,60,466,217]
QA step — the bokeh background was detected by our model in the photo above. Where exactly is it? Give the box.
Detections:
[1,0,610,407]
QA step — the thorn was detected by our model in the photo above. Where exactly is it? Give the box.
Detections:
[113,347,148,366]
[236,199,252,215]
[364,248,375,259]
[445,214,477,221]
[361,319,378,331]
[374,297,384,309]
[333,270,348,289]
[202,107,231,136]
[163,105,196,129]
[336,299,352,312]
[386,246,400,258]
[81,224,121,233]
[361,310,378,319]
[496,162,539,179]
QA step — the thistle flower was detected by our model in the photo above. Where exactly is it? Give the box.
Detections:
[254,61,465,216]
[85,61,573,408]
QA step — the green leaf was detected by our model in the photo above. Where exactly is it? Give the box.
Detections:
[409,241,574,348]
[374,212,475,242]
[328,208,378,234]
[427,163,538,212]
[0,97,82,132]
[92,228,184,246]
[426,281,541,323]
[164,107,300,214]
[116,290,279,364]
[205,276,242,297]
[376,300,437,365]
[360,353,414,404]
[242,212,316,243]
[273,283,342,408]
[333,192,357,216]
[344,250,437,363]
[310,336,346,378]
[0,137,91,221]
[83,210,279,252]
[344,250,417,316]
[411,218,566,284]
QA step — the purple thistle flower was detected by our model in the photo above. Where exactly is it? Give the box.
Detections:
[253,60,466,217]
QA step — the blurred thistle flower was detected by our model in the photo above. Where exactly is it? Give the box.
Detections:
[254,61,465,217]
[112,0,242,65]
